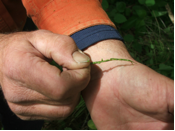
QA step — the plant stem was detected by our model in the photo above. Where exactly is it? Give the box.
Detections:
[91,58,134,65]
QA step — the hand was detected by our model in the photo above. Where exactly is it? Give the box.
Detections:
[82,40,174,130]
[0,30,91,120]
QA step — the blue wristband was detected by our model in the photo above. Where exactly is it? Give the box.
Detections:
[70,25,123,50]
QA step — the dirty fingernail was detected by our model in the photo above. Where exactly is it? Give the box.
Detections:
[73,50,90,63]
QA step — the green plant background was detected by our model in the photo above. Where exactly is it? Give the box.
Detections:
[0,0,174,130]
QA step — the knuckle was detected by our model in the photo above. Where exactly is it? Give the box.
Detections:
[2,85,13,101]
[72,70,90,91]
[48,82,70,101]
[16,115,35,121]
[50,88,64,101]
[54,35,76,51]
[76,68,91,85]
[60,105,74,119]
[8,101,32,116]
[15,114,23,120]
[59,35,74,44]
[3,85,30,103]
[33,29,52,35]
[8,102,23,115]
[16,115,28,120]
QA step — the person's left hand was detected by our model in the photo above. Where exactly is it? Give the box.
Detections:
[82,40,174,130]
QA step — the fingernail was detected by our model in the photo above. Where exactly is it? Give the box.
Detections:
[73,50,90,63]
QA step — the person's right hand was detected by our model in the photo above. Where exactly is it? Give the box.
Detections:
[0,30,91,120]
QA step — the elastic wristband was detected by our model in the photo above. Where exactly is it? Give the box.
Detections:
[71,25,123,50]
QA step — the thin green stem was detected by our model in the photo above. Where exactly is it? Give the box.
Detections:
[91,58,134,65]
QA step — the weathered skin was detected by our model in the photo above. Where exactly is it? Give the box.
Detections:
[83,39,174,130]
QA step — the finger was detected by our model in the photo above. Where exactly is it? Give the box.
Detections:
[7,97,80,120]
[3,55,90,100]
[2,78,81,105]
[27,30,91,69]
[24,58,90,100]
[2,37,90,100]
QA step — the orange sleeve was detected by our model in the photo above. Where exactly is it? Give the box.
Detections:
[0,0,27,33]
[22,0,115,35]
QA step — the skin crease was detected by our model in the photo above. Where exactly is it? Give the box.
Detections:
[82,39,174,130]
[0,30,91,120]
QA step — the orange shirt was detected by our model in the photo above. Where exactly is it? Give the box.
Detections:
[0,0,115,35]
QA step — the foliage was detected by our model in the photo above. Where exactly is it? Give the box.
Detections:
[103,0,174,79]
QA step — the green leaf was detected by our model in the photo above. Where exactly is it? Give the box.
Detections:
[125,8,131,16]
[132,43,142,53]
[133,5,143,11]
[129,52,136,58]
[108,8,117,18]
[138,0,146,4]
[145,0,155,6]
[50,60,63,72]
[124,34,134,42]
[88,120,97,130]
[116,2,126,13]
[157,1,167,7]
[102,0,109,10]
[151,10,167,17]
[159,64,173,70]
[135,19,145,29]
[171,71,174,79]
[150,43,154,49]
[135,8,147,18]
[149,58,154,65]
[121,16,138,29]
[108,0,116,4]
[114,13,127,24]
[164,27,171,33]
[133,5,147,18]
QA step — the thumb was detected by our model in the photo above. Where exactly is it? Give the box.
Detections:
[27,30,90,69]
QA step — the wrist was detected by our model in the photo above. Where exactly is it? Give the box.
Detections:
[84,39,134,70]
[83,39,136,81]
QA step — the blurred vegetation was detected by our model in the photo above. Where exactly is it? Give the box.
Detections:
[43,0,174,130]
[104,0,174,80]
